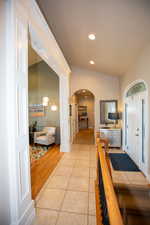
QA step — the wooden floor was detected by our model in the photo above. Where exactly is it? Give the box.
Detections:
[73,129,95,145]
[31,145,63,199]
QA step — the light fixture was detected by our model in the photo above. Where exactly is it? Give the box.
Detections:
[43,101,48,107]
[51,104,58,111]
[82,90,86,93]
[90,60,95,65]
[88,34,96,40]
[42,96,49,106]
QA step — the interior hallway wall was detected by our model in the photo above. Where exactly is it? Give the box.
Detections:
[70,66,120,132]
[0,1,11,224]
[29,61,60,143]
[120,43,150,180]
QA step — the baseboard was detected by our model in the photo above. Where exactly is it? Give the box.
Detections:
[19,200,35,225]
[146,172,150,183]
[10,200,35,225]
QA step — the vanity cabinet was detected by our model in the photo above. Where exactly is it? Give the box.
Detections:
[100,128,122,148]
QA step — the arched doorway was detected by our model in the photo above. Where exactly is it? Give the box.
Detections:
[70,89,95,145]
[123,80,148,174]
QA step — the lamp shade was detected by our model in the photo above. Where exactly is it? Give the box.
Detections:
[108,112,120,120]
[51,104,58,111]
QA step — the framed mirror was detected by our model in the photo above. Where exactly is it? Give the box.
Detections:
[100,100,118,124]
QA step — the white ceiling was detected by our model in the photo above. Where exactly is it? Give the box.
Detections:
[36,0,150,76]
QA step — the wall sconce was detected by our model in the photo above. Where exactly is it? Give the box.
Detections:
[42,96,49,106]
[51,104,58,111]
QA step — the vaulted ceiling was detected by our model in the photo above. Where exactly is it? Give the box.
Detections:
[36,0,150,76]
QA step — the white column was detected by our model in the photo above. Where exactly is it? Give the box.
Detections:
[7,1,35,225]
[59,75,71,152]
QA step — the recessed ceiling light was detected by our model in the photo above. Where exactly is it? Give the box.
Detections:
[88,34,96,40]
[90,60,95,65]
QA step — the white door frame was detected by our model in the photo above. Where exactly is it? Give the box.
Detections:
[123,79,149,176]
[4,1,71,225]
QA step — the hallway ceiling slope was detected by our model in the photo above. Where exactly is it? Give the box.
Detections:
[36,0,150,76]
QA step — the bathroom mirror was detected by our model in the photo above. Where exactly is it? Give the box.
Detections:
[100,100,118,124]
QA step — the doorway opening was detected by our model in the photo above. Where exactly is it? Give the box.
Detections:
[28,41,63,199]
[124,80,148,175]
[70,89,95,145]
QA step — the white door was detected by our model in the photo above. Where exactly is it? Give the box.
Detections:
[125,92,146,172]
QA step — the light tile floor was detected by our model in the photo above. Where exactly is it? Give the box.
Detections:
[33,144,97,225]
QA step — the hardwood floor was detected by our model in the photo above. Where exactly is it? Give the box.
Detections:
[73,129,95,145]
[30,145,63,199]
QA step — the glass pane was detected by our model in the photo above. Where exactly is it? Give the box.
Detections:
[125,103,128,146]
[126,82,146,97]
[142,99,145,163]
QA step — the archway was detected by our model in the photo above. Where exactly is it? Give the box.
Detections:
[70,89,95,145]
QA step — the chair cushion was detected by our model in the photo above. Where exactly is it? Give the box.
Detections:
[37,136,47,141]
[43,127,56,135]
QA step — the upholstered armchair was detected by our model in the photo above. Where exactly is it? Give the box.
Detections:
[34,127,56,147]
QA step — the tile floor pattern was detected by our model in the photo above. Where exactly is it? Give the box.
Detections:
[33,144,97,225]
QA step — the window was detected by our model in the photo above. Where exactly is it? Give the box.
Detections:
[126,82,146,97]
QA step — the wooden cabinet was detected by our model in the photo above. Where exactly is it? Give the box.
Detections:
[100,128,122,148]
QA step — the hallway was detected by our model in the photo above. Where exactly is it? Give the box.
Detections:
[33,143,97,225]
[73,129,95,145]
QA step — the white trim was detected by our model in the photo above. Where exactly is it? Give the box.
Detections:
[123,79,149,176]
[10,200,35,225]
[5,1,71,225]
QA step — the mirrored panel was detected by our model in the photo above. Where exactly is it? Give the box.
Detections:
[100,100,118,124]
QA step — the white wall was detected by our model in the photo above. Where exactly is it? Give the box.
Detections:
[71,66,120,131]
[120,43,150,180]
[0,1,11,225]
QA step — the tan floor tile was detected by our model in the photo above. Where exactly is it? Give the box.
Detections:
[47,176,70,190]
[90,154,97,161]
[89,178,95,193]
[90,168,97,178]
[59,159,76,167]
[125,172,149,185]
[33,208,58,225]
[63,153,79,160]
[56,212,87,225]
[54,166,73,177]
[72,145,90,151]
[88,215,96,225]
[37,189,65,210]
[90,160,97,168]
[61,191,88,214]
[89,193,96,215]
[68,176,89,192]
[112,171,131,184]
[75,154,90,160]
[72,167,89,178]
[74,160,90,168]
